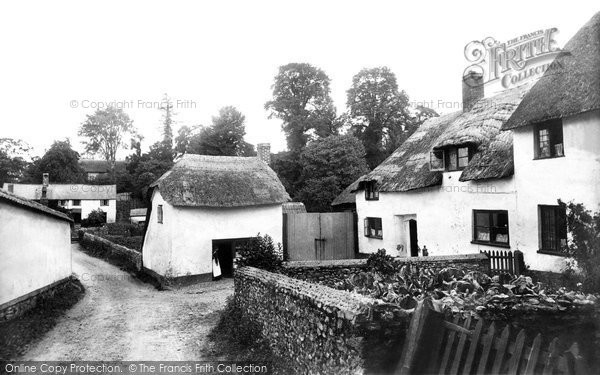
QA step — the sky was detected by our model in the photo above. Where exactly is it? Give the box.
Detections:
[0,0,598,159]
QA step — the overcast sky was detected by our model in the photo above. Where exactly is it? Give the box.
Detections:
[0,0,598,158]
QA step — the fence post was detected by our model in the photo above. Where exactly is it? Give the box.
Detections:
[514,250,524,275]
[396,298,444,375]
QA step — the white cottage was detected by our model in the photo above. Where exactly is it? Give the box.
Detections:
[334,12,600,272]
[3,181,117,223]
[142,154,290,281]
[0,189,72,318]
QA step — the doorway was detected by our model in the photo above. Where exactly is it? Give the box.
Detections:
[409,219,419,257]
[212,238,252,278]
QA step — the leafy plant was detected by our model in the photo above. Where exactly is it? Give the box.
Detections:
[236,234,283,272]
[81,209,106,227]
[561,200,600,293]
[366,249,397,276]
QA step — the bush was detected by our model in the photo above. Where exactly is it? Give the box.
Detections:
[561,200,600,293]
[81,209,106,227]
[105,222,144,236]
[236,234,282,272]
[366,249,397,275]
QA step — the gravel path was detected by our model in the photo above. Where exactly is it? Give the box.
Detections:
[19,244,233,360]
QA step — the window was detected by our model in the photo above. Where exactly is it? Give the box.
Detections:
[72,200,81,206]
[534,119,564,159]
[539,205,567,255]
[157,205,163,224]
[473,210,509,247]
[364,217,383,239]
[7,184,14,193]
[100,199,109,206]
[365,181,379,200]
[430,146,472,172]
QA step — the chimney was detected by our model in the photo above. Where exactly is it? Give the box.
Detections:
[462,71,484,112]
[41,173,49,205]
[257,143,271,165]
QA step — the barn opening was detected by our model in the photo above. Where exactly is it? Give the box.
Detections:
[212,238,252,278]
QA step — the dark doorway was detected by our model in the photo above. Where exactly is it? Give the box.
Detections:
[212,238,252,278]
[409,219,419,257]
[72,212,82,223]
[214,240,234,278]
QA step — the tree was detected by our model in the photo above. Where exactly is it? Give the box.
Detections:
[347,67,412,168]
[157,93,175,162]
[187,106,255,156]
[79,106,137,176]
[22,140,84,183]
[0,138,30,185]
[265,63,338,153]
[296,135,369,212]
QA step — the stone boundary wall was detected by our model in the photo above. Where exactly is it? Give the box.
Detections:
[0,276,75,322]
[282,253,490,287]
[235,267,410,374]
[79,231,142,271]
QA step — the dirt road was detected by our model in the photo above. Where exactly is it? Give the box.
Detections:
[20,244,233,360]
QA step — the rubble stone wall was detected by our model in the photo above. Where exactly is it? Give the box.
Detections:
[282,253,490,287]
[79,231,142,271]
[234,267,409,374]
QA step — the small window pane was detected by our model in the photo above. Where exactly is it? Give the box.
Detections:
[475,227,490,242]
[475,212,489,227]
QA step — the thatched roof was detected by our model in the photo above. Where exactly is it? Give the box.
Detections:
[503,12,600,129]
[151,154,290,208]
[282,202,307,214]
[0,189,73,222]
[342,84,531,194]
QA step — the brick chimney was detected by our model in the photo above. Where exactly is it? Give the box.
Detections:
[462,71,484,112]
[41,173,49,205]
[257,143,271,165]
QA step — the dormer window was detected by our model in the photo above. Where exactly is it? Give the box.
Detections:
[534,119,564,159]
[365,181,379,201]
[429,146,473,172]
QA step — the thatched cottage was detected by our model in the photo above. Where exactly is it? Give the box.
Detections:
[142,153,290,281]
[335,12,600,272]
[0,189,72,320]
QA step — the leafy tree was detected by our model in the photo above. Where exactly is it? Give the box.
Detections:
[347,67,412,168]
[174,125,193,157]
[0,138,30,185]
[561,200,600,292]
[296,135,369,211]
[156,93,175,162]
[187,106,255,156]
[265,63,338,153]
[270,151,303,199]
[22,140,84,183]
[79,106,137,176]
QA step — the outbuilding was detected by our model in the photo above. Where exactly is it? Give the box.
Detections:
[142,154,290,281]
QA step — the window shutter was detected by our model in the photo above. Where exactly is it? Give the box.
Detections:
[364,218,369,236]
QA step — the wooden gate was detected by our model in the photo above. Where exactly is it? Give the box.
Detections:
[398,299,590,375]
[283,212,355,261]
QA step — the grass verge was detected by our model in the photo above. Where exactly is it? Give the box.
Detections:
[0,278,85,360]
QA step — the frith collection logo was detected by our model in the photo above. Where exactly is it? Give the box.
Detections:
[464,28,563,88]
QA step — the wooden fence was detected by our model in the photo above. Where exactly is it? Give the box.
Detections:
[397,299,589,375]
[481,249,525,275]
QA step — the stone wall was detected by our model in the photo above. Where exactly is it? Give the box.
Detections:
[282,253,490,287]
[0,276,77,322]
[235,267,410,374]
[79,231,142,271]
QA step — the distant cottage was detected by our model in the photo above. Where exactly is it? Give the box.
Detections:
[334,12,600,272]
[142,152,290,281]
[3,178,117,223]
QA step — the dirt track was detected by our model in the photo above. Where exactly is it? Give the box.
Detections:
[19,244,233,360]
